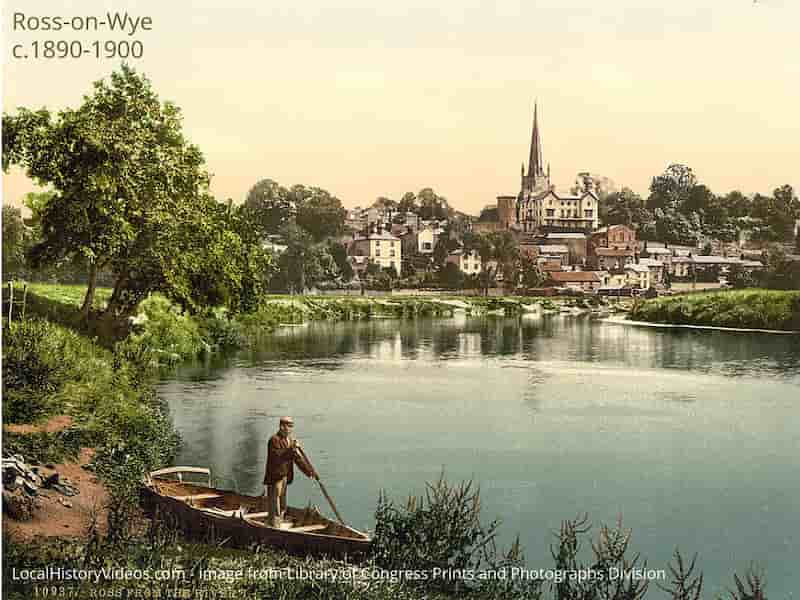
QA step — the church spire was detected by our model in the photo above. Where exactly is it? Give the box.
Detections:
[527,101,544,179]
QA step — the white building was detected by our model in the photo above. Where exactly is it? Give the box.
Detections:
[349,231,402,274]
[446,249,482,275]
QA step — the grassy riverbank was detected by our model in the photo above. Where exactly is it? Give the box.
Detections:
[5,284,566,365]
[629,289,800,331]
[2,285,774,600]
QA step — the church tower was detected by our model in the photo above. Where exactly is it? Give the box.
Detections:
[520,102,548,194]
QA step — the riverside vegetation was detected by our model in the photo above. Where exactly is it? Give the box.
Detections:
[630,289,800,331]
[2,284,774,600]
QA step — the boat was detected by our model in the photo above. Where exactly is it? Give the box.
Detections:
[141,466,372,557]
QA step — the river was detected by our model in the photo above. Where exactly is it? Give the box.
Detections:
[158,314,800,597]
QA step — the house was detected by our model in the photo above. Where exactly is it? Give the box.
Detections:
[590,247,636,270]
[545,232,588,264]
[349,231,402,275]
[637,257,665,285]
[416,227,440,254]
[591,225,637,250]
[547,270,602,292]
[535,244,570,265]
[625,263,652,289]
[538,259,564,273]
[671,256,692,278]
[398,226,442,257]
[446,249,483,275]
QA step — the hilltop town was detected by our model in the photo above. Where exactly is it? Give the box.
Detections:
[333,105,799,296]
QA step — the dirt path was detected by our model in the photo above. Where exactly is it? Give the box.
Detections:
[3,448,109,541]
[3,414,74,434]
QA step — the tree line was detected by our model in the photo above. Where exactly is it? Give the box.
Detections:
[3,66,281,333]
[601,164,799,248]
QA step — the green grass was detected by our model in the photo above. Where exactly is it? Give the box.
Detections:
[24,282,113,309]
[630,289,800,331]
[2,318,178,470]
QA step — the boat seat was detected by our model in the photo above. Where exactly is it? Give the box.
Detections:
[201,507,247,518]
[288,524,327,533]
[243,511,271,520]
[174,493,223,502]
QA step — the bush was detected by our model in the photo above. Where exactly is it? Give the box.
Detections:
[129,295,208,365]
[2,320,68,422]
[372,474,534,597]
[630,290,800,330]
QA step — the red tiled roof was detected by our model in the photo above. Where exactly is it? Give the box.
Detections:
[548,271,601,283]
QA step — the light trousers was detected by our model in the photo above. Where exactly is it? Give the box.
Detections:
[264,478,287,527]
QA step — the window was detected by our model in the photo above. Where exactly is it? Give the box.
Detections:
[585,210,593,218]
[390,249,396,257]
[546,209,554,216]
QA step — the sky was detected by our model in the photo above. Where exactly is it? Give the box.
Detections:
[2,0,799,215]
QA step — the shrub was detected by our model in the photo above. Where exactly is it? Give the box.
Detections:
[372,474,536,597]
[2,320,68,422]
[129,295,208,364]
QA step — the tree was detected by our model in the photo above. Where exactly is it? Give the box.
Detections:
[373,196,398,211]
[4,65,209,324]
[2,205,30,280]
[518,253,545,288]
[471,231,519,293]
[292,185,347,242]
[723,190,751,219]
[160,195,268,313]
[230,202,278,312]
[647,164,697,212]
[728,263,758,289]
[244,179,293,234]
[271,224,339,293]
[760,246,800,290]
[327,241,354,282]
[486,231,520,284]
[440,262,464,289]
[417,188,451,220]
[682,184,714,215]
[432,232,460,270]
[398,192,417,213]
[654,209,701,246]
[602,188,648,227]
[768,185,799,241]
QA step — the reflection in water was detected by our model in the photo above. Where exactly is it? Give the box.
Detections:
[159,316,800,597]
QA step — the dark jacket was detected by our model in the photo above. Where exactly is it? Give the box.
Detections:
[263,434,314,485]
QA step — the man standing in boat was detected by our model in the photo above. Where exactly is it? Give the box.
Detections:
[263,416,316,527]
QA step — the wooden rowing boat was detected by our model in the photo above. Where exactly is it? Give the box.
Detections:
[141,466,371,557]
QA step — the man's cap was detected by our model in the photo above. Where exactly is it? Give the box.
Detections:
[279,416,294,425]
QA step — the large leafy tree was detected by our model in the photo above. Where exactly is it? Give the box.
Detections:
[398,192,418,213]
[291,185,346,242]
[647,164,697,212]
[417,188,451,220]
[602,188,650,228]
[271,223,339,293]
[244,179,293,234]
[3,65,210,323]
[245,180,346,242]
